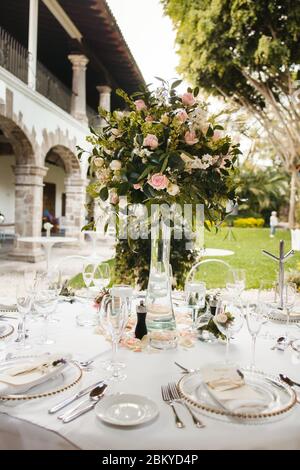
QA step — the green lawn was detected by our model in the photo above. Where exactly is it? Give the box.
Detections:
[202,227,300,289]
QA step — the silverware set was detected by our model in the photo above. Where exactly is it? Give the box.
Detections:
[161,382,205,428]
[48,380,107,422]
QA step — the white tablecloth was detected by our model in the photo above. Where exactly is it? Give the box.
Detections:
[1,301,300,450]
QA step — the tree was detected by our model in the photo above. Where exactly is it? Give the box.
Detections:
[163,0,300,226]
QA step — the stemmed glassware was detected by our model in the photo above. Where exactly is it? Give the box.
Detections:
[213,299,244,364]
[226,269,246,299]
[15,273,33,350]
[281,282,297,345]
[93,263,111,291]
[99,290,129,381]
[246,302,266,369]
[33,271,60,346]
[184,281,206,329]
[257,281,276,340]
[82,261,95,294]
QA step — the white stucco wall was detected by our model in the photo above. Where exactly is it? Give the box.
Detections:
[0,154,15,222]
[0,67,91,173]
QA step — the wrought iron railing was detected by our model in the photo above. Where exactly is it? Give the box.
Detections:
[36,61,72,113]
[0,26,72,113]
[0,26,28,83]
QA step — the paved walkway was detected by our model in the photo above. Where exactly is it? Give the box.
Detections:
[0,238,115,297]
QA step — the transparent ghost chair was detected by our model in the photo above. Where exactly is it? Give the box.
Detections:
[185,259,232,341]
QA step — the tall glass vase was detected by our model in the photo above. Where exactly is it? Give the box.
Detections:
[145,206,177,349]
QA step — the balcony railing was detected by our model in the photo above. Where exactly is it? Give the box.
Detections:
[0,26,98,120]
[0,27,28,83]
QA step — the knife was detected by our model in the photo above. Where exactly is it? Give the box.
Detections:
[48,379,105,414]
[62,401,97,423]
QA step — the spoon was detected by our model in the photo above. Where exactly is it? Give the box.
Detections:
[279,374,300,388]
[59,384,107,422]
[270,337,286,350]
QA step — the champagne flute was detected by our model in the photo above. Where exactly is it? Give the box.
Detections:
[281,282,297,345]
[226,269,246,299]
[99,292,128,381]
[16,273,33,350]
[213,299,244,364]
[246,302,265,369]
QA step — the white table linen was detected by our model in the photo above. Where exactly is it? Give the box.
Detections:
[1,301,300,450]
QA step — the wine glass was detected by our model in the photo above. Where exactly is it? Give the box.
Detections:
[99,293,128,381]
[15,273,33,350]
[93,263,110,290]
[246,302,265,369]
[257,281,276,340]
[281,282,297,345]
[213,299,244,364]
[82,261,95,293]
[226,269,246,299]
[184,281,206,329]
[112,285,133,317]
[33,271,60,345]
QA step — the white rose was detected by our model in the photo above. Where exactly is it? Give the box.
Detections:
[167,183,180,196]
[109,160,122,171]
[215,313,228,324]
[111,128,122,137]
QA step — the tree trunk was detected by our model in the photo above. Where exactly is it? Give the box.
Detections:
[288,169,298,228]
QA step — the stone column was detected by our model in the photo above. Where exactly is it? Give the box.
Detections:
[64,175,87,239]
[9,164,48,262]
[28,0,39,90]
[68,54,89,124]
[96,85,112,112]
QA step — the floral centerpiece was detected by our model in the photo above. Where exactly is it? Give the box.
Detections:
[80,79,241,349]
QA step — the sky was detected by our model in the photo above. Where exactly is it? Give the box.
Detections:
[107,0,184,87]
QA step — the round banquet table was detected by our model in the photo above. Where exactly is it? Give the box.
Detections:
[200,248,234,257]
[0,299,300,450]
[17,237,77,272]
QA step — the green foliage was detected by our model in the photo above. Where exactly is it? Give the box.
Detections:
[163,0,300,109]
[114,233,197,290]
[233,217,265,228]
[235,161,289,217]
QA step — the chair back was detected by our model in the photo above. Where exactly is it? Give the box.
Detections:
[186,258,231,289]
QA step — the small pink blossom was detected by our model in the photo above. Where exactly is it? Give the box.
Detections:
[148,173,169,190]
[133,183,142,190]
[145,115,154,122]
[143,134,159,149]
[181,92,196,107]
[109,191,119,205]
[212,130,223,141]
[134,99,147,111]
[184,130,199,146]
[176,109,188,123]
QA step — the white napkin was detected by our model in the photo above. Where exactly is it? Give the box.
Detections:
[0,353,71,395]
[201,365,269,413]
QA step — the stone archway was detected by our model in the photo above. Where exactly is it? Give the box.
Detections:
[0,114,47,262]
[43,145,87,238]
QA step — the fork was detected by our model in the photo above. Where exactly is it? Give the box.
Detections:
[161,385,185,428]
[168,382,205,428]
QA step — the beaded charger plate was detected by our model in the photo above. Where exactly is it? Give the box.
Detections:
[268,307,300,324]
[0,323,14,340]
[0,356,82,401]
[178,368,297,423]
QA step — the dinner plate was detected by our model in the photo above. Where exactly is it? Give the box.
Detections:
[0,323,14,340]
[0,355,82,401]
[178,367,297,423]
[95,393,159,426]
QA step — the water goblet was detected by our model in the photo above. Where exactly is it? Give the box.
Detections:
[226,269,246,299]
[99,293,128,381]
[33,271,60,346]
[184,281,206,330]
[93,262,110,291]
[213,299,244,364]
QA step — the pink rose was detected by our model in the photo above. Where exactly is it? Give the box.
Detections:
[181,92,196,107]
[133,183,142,190]
[109,191,119,205]
[212,130,223,141]
[143,134,159,149]
[145,115,154,122]
[176,109,188,123]
[148,173,169,190]
[184,130,199,146]
[134,99,147,111]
